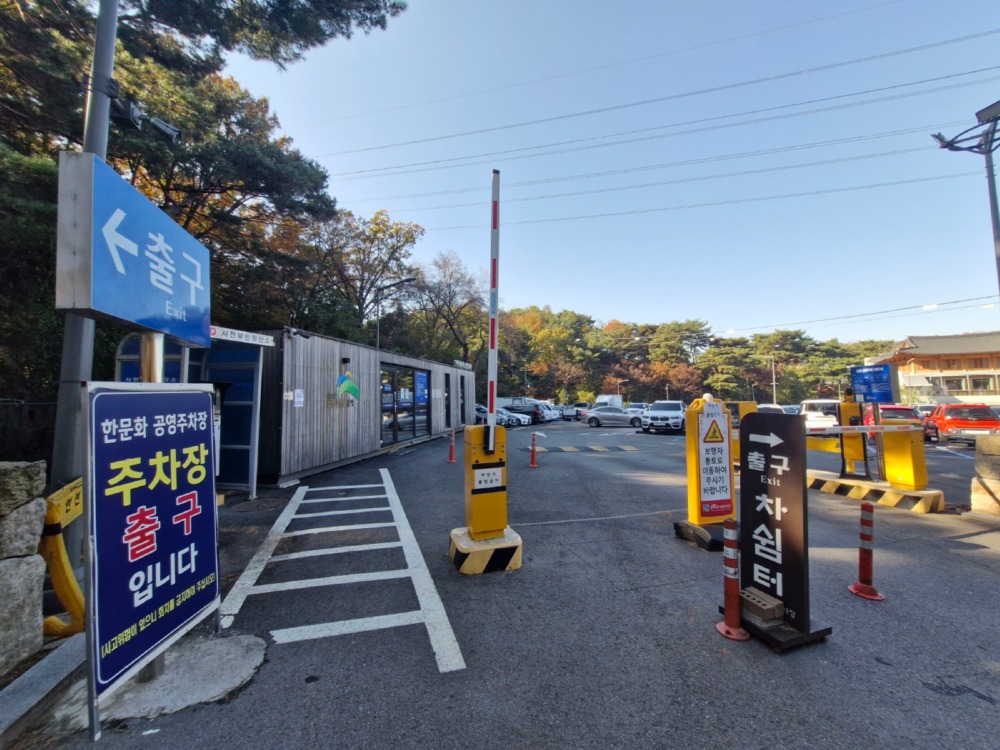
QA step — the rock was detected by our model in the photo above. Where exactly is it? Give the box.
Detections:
[0,556,45,676]
[0,462,46,518]
[0,497,45,558]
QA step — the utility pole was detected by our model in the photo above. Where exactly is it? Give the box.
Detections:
[50,0,120,568]
[932,100,1000,297]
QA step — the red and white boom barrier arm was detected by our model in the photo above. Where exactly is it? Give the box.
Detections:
[806,424,922,435]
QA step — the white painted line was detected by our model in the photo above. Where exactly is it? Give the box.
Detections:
[282,521,396,537]
[932,446,976,460]
[220,485,308,628]
[305,483,382,492]
[269,541,402,564]
[248,568,410,595]
[517,509,677,527]
[271,611,425,644]
[300,493,387,505]
[223,474,465,674]
[381,468,466,673]
[295,506,390,519]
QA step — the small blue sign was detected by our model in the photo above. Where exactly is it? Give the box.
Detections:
[850,364,899,404]
[57,153,211,347]
[87,385,219,698]
[415,370,429,406]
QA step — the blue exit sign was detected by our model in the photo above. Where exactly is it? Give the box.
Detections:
[56,152,211,347]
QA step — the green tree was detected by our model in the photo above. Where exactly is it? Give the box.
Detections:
[408,251,486,364]
[316,210,423,338]
[648,320,713,365]
[119,0,407,67]
[0,146,62,399]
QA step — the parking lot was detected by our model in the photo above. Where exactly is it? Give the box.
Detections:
[29,420,1000,749]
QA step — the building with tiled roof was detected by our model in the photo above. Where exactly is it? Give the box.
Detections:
[875,331,1000,405]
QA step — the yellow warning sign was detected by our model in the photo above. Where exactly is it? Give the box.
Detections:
[703,419,725,443]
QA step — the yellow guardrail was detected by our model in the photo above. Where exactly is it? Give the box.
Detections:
[38,477,85,637]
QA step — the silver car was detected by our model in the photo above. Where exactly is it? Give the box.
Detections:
[586,406,642,428]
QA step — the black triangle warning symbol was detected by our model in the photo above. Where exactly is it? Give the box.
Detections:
[703,419,725,443]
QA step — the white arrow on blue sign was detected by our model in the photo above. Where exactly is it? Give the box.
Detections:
[56,152,211,347]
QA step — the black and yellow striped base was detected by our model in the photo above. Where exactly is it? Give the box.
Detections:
[806,470,944,513]
[449,527,523,575]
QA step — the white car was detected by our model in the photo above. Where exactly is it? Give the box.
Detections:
[625,402,650,414]
[540,403,561,421]
[640,400,686,433]
[800,399,840,430]
[497,407,530,426]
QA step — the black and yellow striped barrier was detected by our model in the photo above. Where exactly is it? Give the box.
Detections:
[806,470,944,513]
[38,478,85,637]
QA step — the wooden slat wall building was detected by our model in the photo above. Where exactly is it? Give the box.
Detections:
[257,328,476,485]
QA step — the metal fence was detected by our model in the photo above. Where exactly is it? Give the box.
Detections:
[0,401,56,463]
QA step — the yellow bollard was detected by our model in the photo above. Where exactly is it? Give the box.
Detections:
[882,427,928,490]
[675,396,735,550]
[724,401,757,467]
[38,478,85,637]
[462,424,508,540]
[839,400,867,476]
[449,424,522,574]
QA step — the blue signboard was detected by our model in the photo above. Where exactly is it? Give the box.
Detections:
[415,370,429,406]
[849,364,899,404]
[56,152,211,347]
[86,385,219,698]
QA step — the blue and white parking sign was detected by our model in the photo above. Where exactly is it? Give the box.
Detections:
[86,384,219,698]
[56,152,211,347]
[849,364,899,404]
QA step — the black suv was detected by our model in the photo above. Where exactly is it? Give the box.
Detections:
[503,401,545,424]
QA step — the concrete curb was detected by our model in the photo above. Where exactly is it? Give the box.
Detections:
[806,469,945,512]
[0,631,266,746]
[0,633,84,747]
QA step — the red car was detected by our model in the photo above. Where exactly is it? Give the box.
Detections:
[923,403,1000,445]
[862,404,923,431]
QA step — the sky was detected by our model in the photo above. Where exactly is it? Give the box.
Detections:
[224,0,1000,345]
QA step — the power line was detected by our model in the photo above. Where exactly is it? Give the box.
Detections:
[327,78,994,182]
[294,0,909,127]
[341,122,966,203]
[388,148,927,212]
[722,297,999,334]
[319,27,1000,157]
[328,67,1000,178]
[424,172,979,231]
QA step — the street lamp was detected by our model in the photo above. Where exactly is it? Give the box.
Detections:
[932,100,1000,296]
[374,276,416,350]
[616,378,628,395]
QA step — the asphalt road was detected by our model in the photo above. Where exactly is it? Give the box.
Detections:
[21,420,1000,749]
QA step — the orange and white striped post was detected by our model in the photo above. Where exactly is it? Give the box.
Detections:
[848,502,884,601]
[716,518,749,641]
[447,428,456,464]
[529,432,538,468]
